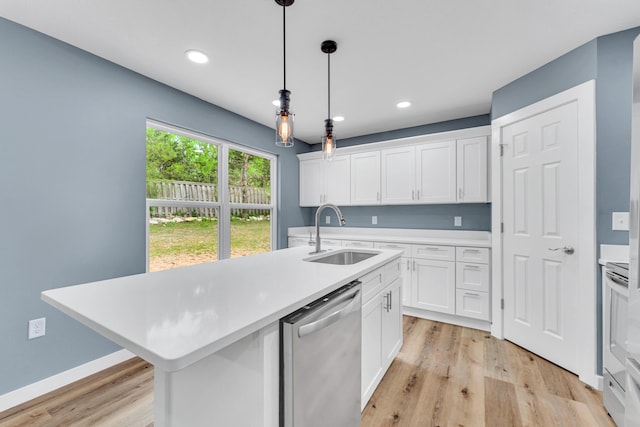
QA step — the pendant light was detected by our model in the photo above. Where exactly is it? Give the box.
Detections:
[275,0,295,147]
[321,40,337,160]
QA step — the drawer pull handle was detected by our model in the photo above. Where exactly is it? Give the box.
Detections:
[464,249,480,253]
[465,264,481,269]
[464,292,480,297]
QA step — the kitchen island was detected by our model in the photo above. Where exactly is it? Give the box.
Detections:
[42,246,402,427]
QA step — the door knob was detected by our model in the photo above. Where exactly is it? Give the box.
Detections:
[548,246,575,255]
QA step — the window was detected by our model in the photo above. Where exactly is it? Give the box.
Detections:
[146,120,276,272]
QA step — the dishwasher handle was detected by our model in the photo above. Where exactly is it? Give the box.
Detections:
[298,290,361,338]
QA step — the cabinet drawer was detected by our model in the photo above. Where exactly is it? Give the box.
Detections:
[288,237,310,248]
[456,247,490,264]
[456,262,490,292]
[359,269,384,304]
[342,240,374,248]
[381,259,401,286]
[412,244,455,261]
[322,239,342,248]
[374,242,412,257]
[456,290,490,321]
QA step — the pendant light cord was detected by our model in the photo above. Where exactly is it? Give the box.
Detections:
[327,53,331,120]
[282,4,287,91]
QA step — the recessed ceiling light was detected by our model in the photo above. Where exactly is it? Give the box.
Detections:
[272,99,280,107]
[396,101,411,109]
[333,116,345,122]
[185,50,209,64]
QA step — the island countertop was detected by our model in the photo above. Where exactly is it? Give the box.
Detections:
[42,246,401,372]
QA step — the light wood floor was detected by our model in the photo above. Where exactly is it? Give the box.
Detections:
[0,316,614,427]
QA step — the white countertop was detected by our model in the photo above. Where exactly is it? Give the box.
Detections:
[599,244,629,266]
[288,226,492,248]
[42,247,401,372]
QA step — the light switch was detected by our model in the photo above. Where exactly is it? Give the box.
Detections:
[372,216,378,225]
[612,212,629,231]
[454,216,462,227]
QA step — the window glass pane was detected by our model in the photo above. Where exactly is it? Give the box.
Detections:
[146,128,218,200]
[148,206,219,272]
[230,209,271,258]
[146,128,219,271]
[228,148,271,205]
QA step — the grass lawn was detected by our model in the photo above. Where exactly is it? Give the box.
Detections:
[149,218,271,271]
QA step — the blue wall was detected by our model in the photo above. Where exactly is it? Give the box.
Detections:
[306,115,493,231]
[0,17,310,394]
[492,26,640,375]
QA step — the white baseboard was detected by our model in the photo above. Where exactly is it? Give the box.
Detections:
[0,349,135,413]
[403,307,492,332]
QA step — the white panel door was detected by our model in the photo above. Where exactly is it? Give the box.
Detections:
[324,154,351,205]
[299,158,324,206]
[416,141,456,203]
[351,151,381,205]
[381,146,415,204]
[457,136,488,202]
[502,101,579,374]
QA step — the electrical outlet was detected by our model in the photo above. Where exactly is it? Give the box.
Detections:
[454,216,462,227]
[612,212,629,231]
[325,215,331,224]
[372,216,378,225]
[28,317,46,339]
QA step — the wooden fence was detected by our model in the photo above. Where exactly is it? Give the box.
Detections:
[147,180,270,218]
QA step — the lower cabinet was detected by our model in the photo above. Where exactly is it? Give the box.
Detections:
[361,261,402,408]
[412,259,456,314]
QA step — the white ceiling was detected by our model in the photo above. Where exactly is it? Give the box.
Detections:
[1,1,640,144]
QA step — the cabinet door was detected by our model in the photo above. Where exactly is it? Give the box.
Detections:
[351,151,381,205]
[381,279,403,366]
[415,141,457,204]
[361,294,382,406]
[457,136,488,203]
[324,154,351,205]
[412,259,456,314]
[381,146,415,204]
[299,158,324,206]
[400,257,412,306]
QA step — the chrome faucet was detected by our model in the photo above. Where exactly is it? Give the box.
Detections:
[311,203,346,254]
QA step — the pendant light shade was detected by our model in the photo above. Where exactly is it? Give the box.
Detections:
[275,0,295,147]
[321,40,337,160]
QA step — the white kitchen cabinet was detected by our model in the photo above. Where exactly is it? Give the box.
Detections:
[456,136,488,203]
[455,246,490,321]
[455,289,490,321]
[351,151,381,205]
[361,291,383,407]
[374,242,413,306]
[342,239,374,249]
[456,262,490,293]
[381,146,415,204]
[381,278,402,365]
[299,154,350,206]
[361,259,402,408]
[288,237,311,248]
[416,140,457,204]
[299,157,324,206]
[412,258,456,314]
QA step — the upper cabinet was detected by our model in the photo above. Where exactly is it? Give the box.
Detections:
[415,140,457,203]
[299,154,350,206]
[298,126,490,207]
[456,136,488,203]
[351,151,381,205]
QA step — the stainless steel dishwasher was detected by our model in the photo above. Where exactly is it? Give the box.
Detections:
[280,280,362,427]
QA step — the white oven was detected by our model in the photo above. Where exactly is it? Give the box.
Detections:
[604,262,629,426]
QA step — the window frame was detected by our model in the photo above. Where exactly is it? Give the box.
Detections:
[145,119,277,271]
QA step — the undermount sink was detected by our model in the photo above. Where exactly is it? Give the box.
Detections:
[305,250,380,265]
